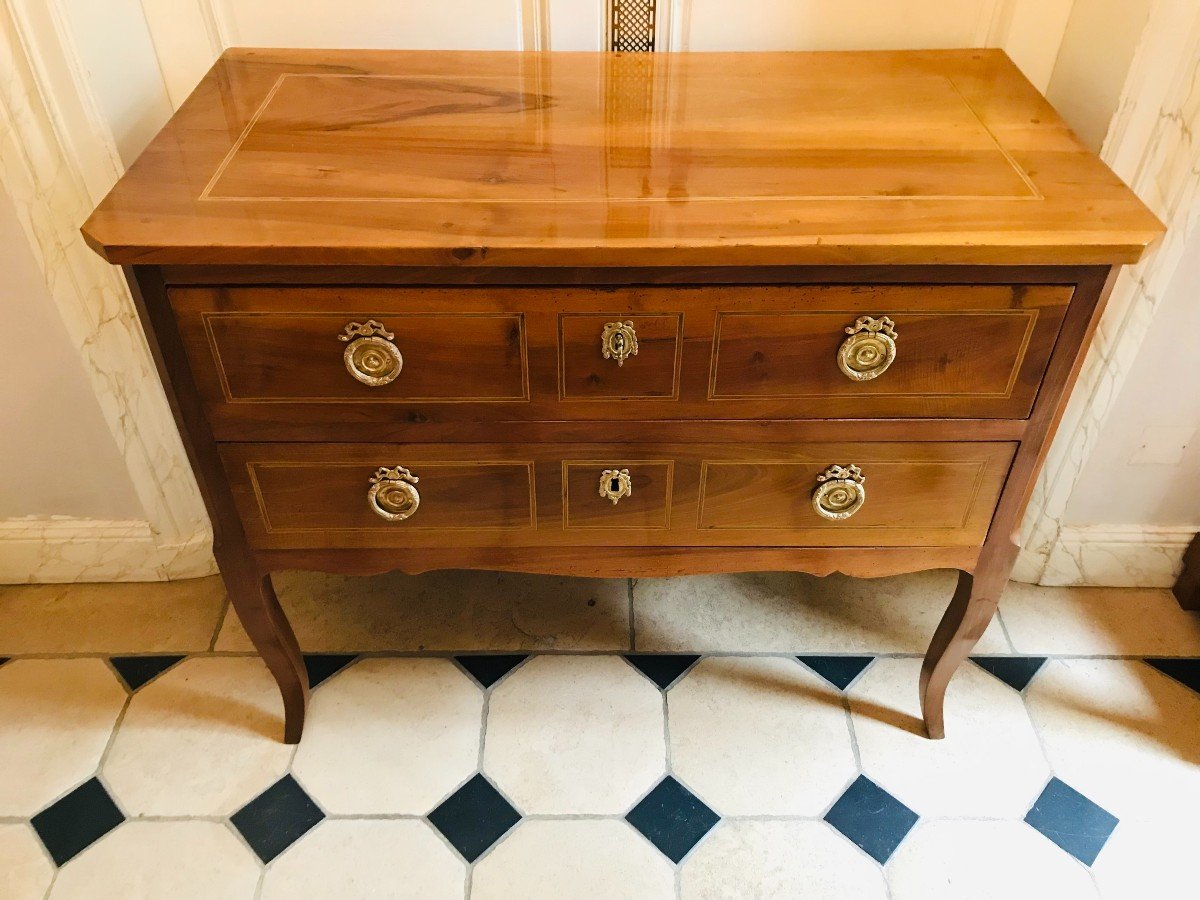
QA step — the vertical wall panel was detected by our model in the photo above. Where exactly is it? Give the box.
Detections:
[674,0,999,52]
[212,0,526,50]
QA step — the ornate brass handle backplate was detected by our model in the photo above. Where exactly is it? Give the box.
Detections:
[601,321,638,366]
[838,315,897,381]
[340,320,403,386]
[812,464,866,520]
[368,466,420,521]
[599,468,632,504]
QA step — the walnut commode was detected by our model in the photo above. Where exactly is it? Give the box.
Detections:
[83,49,1162,742]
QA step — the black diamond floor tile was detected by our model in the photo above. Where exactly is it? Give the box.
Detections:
[428,773,521,862]
[625,654,701,690]
[970,656,1048,692]
[109,655,184,692]
[824,775,919,864]
[626,776,720,864]
[1144,657,1200,696]
[231,774,325,863]
[455,655,528,689]
[303,654,358,689]
[797,656,875,691]
[31,777,125,866]
[1025,777,1118,866]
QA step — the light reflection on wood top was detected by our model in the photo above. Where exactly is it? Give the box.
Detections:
[83,49,1163,266]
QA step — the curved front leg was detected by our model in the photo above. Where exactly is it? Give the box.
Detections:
[225,570,310,743]
[919,543,1014,739]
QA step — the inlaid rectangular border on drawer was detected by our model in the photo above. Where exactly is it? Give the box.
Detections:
[196,310,530,403]
[222,441,1014,551]
[176,283,1071,438]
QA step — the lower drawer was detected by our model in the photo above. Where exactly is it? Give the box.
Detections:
[224,442,1014,550]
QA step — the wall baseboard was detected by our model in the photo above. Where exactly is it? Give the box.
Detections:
[1024,525,1197,589]
[0,518,216,583]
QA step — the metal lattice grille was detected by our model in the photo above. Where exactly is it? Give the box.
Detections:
[611,0,656,52]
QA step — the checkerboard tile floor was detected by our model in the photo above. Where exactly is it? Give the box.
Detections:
[2,570,1199,898]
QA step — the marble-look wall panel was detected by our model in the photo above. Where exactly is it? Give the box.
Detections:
[0,4,214,582]
[1014,3,1200,586]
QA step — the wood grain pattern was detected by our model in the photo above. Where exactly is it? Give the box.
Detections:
[81,50,1151,744]
[82,49,1162,267]
[172,283,1069,433]
[222,440,1013,550]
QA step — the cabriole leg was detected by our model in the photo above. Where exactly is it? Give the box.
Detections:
[223,569,309,743]
[919,545,1013,739]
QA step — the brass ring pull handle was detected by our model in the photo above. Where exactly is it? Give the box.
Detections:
[339,320,403,386]
[812,464,866,520]
[368,466,420,521]
[601,321,638,366]
[599,468,632,504]
[838,315,897,381]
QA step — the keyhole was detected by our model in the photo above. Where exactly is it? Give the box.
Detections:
[612,334,625,354]
[610,477,621,493]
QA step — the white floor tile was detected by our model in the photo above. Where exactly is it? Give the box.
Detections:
[50,821,258,899]
[483,656,665,814]
[472,820,674,900]
[888,820,1096,899]
[1091,817,1196,897]
[261,819,464,899]
[0,659,126,816]
[0,824,53,900]
[849,658,1049,817]
[1025,658,1200,821]
[292,658,482,815]
[668,656,856,815]
[680,820,887,899]
[102,657,292,816]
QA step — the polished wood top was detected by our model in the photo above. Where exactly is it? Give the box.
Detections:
[83,49,1163,267]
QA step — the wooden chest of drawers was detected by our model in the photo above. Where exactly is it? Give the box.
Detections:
[83,49,1162,743]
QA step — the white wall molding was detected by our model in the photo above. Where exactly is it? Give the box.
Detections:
[1014,1,1200,586]
[138,0,223,109]
[1038,525,1196,588]
[520,0,549,51]
[0,0,214,582]
[0,518,212,583]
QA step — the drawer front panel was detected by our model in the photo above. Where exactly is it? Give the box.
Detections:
[193,310,527,402]
[711,309,1041,402]
[244,460,536,532]
[224,442,1014,550]
[559,314,682,400]
[177,284,1070,436]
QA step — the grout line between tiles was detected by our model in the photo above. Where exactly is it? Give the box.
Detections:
[210,591,233,652]
[994,607,1018,653]
[628,578,637,652]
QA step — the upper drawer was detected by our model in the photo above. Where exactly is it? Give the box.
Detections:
[192,309,527,403]
[171,283,1071,434]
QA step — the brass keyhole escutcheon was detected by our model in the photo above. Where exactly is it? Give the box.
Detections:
[837,315,897,382]
[340,320,403,386]
[812,464,866,520]
[368,466,421,521]
[599,468,632,504]
[601,321,639,367]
